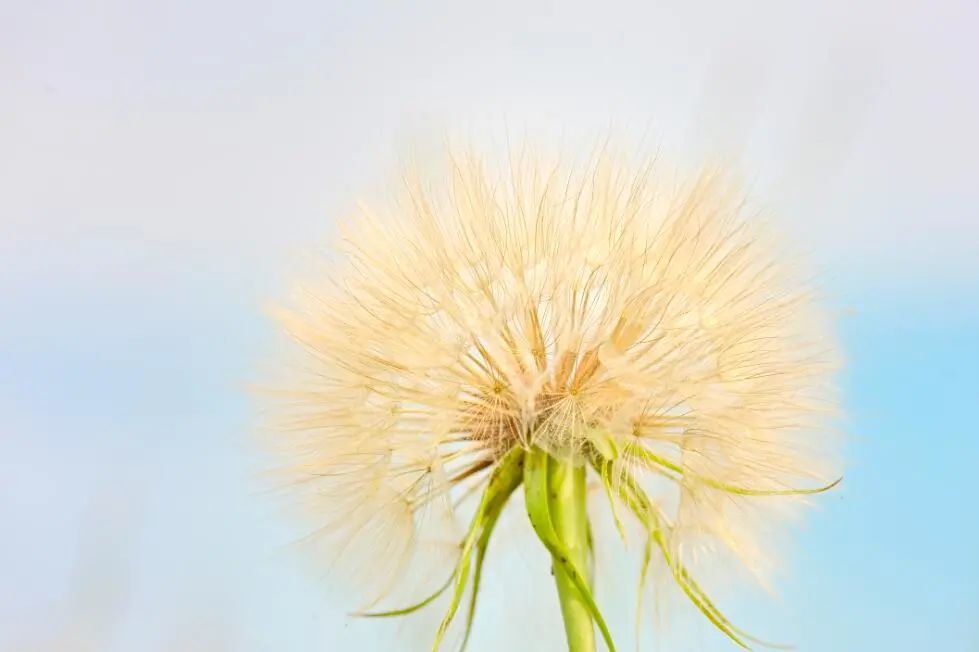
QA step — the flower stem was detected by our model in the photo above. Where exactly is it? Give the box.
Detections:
[548,454,596,652]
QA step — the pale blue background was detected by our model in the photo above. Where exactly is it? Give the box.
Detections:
[2,1,977,650]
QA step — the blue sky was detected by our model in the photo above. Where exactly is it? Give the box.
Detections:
[2,1,977,650]
[790,287,979,650]
[2,274,975,651]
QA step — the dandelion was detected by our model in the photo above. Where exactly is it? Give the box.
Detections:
[268,145,841,651]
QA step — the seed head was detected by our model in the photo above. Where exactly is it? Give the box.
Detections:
[270,148,840,648]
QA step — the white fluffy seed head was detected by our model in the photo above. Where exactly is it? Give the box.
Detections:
[270,147,840,607]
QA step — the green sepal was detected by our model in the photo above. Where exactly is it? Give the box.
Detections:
[353,573,454,618]
[596,455,628,543]
[625,443,842,497]
[524,447,616,652]
[459,450,525,650]
[432,447,525,651]
[587,450,755,650]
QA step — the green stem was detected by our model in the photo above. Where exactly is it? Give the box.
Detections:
[548,454,596,652]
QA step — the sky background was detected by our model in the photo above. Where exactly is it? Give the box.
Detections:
[2,1,977,650]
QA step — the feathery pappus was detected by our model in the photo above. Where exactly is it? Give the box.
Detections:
[268,146,841,651]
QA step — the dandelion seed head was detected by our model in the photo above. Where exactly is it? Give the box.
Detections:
[271,146,840,611]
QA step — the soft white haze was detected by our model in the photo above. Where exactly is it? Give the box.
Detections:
[3,0,978,295]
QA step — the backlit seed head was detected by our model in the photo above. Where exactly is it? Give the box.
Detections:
[268,147,841,644]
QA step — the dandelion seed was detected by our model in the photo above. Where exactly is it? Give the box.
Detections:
[267,146,841,651]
